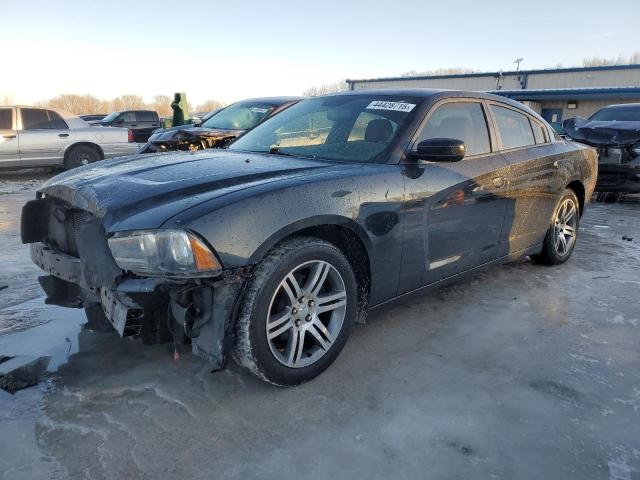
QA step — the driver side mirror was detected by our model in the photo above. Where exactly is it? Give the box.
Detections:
[409,138,466,162]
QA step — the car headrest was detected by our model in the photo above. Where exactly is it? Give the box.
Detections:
[364,119,393,143]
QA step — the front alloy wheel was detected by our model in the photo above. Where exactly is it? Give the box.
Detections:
[233,237,357,386]
[267,260,347,368]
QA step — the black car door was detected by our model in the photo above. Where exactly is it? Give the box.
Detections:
[487,103,563,255]
[399,99,511,293]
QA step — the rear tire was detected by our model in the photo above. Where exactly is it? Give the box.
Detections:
[233,237,357,386]
[531,189,580,265]
[64,145,100,170]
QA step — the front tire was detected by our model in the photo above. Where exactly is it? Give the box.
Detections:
[531,189,580,265]
[233,237,357,386]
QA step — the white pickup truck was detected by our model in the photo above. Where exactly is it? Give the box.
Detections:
[0,106,142,170]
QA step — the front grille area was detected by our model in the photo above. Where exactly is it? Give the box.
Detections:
[44,203,96,257]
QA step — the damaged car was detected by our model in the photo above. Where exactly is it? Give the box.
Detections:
[138,97,302,153]
[21,90,597,386]
[563,103,640,201]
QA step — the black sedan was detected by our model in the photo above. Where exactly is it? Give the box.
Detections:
[138,97,302,153]
[21,89,597,386]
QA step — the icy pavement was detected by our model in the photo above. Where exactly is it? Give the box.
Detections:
[1,173,639,479]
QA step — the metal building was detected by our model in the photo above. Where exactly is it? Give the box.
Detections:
[347,64,640,130]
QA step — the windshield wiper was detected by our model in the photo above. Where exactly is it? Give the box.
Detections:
[268,146,297,156]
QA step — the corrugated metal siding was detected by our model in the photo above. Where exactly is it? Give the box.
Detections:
[527,69,640,89]
[519,101,542,114]
[350,66,640,91]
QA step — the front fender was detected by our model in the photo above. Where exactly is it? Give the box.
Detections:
[162,164,406,305]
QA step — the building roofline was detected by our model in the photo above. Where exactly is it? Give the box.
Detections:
[346,64,640,85]
[490,86,640,101]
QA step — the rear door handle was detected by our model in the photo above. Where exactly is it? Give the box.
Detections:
[2,134,16,139]
[492,176,505,188]
[58,133,69,138]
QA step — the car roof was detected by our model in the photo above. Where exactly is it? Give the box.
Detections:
[233,96,304,105]
[597,103,640,110]
[321,88,538,115]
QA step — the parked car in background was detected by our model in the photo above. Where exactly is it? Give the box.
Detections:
[80,114,107,122]
[0,106,140,169]
[21,90,596,385]
[563,103,640,201]
[92,110,161,142]
[139,97,302,153]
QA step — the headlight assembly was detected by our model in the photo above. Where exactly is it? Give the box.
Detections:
[107,230,221,277]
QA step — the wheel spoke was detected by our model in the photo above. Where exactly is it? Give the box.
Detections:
[308,322,332,350]
[563,204,576,223]
[282,273,303,304]
[317,290,347,314]
[305,262,330,296]
[558,233,567,253]
[267,311,293,339]
[564,225,576,237]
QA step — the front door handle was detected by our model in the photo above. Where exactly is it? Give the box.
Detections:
[2,134,16,139]
[492,176,505,188]
[58,133,69,138]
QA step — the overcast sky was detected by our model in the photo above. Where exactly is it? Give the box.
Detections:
[1,0,639,105]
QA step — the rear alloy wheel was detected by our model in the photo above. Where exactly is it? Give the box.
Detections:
[233,237,357,386]
[531,189,580,265]
[64,145,100,170]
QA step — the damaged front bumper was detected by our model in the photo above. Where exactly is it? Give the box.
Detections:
[22,196,250,370]
[139,127,242,154]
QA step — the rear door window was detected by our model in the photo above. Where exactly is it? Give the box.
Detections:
[490,105,536,149]
[0,108,12,130]
[121,112,136,123]
[417,102,491,156]
[22,108,52,130]
[47,110,68,130]
[530,119,546,144]
[137,111,155,122]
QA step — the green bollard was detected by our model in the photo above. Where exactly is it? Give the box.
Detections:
[171,93,189,127]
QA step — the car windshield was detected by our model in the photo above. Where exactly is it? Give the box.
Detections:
[202,101,277,130]
[590,107,640,122]
[229,95,422,163]
[101,112,119,123]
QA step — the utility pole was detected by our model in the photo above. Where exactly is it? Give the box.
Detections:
[514,58,524,89]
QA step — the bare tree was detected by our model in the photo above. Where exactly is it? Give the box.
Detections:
[303,80,349,97]
[400,67,474,78]
[151,95,173,116]
[39,94,107,114]
[111,95,147,111]
[583,51,640,67]
[195,99,226,113]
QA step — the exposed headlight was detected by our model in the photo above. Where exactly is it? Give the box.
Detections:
[108,230,222,277]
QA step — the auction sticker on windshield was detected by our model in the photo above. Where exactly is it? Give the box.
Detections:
[366,101,416,112]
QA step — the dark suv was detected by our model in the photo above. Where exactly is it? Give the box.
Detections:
[563,103,640,199]
[95,110,161,142]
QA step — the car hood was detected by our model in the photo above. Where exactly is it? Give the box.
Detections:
[148,126,245,143]
[563,117,640,147]
[38,150,329,232]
